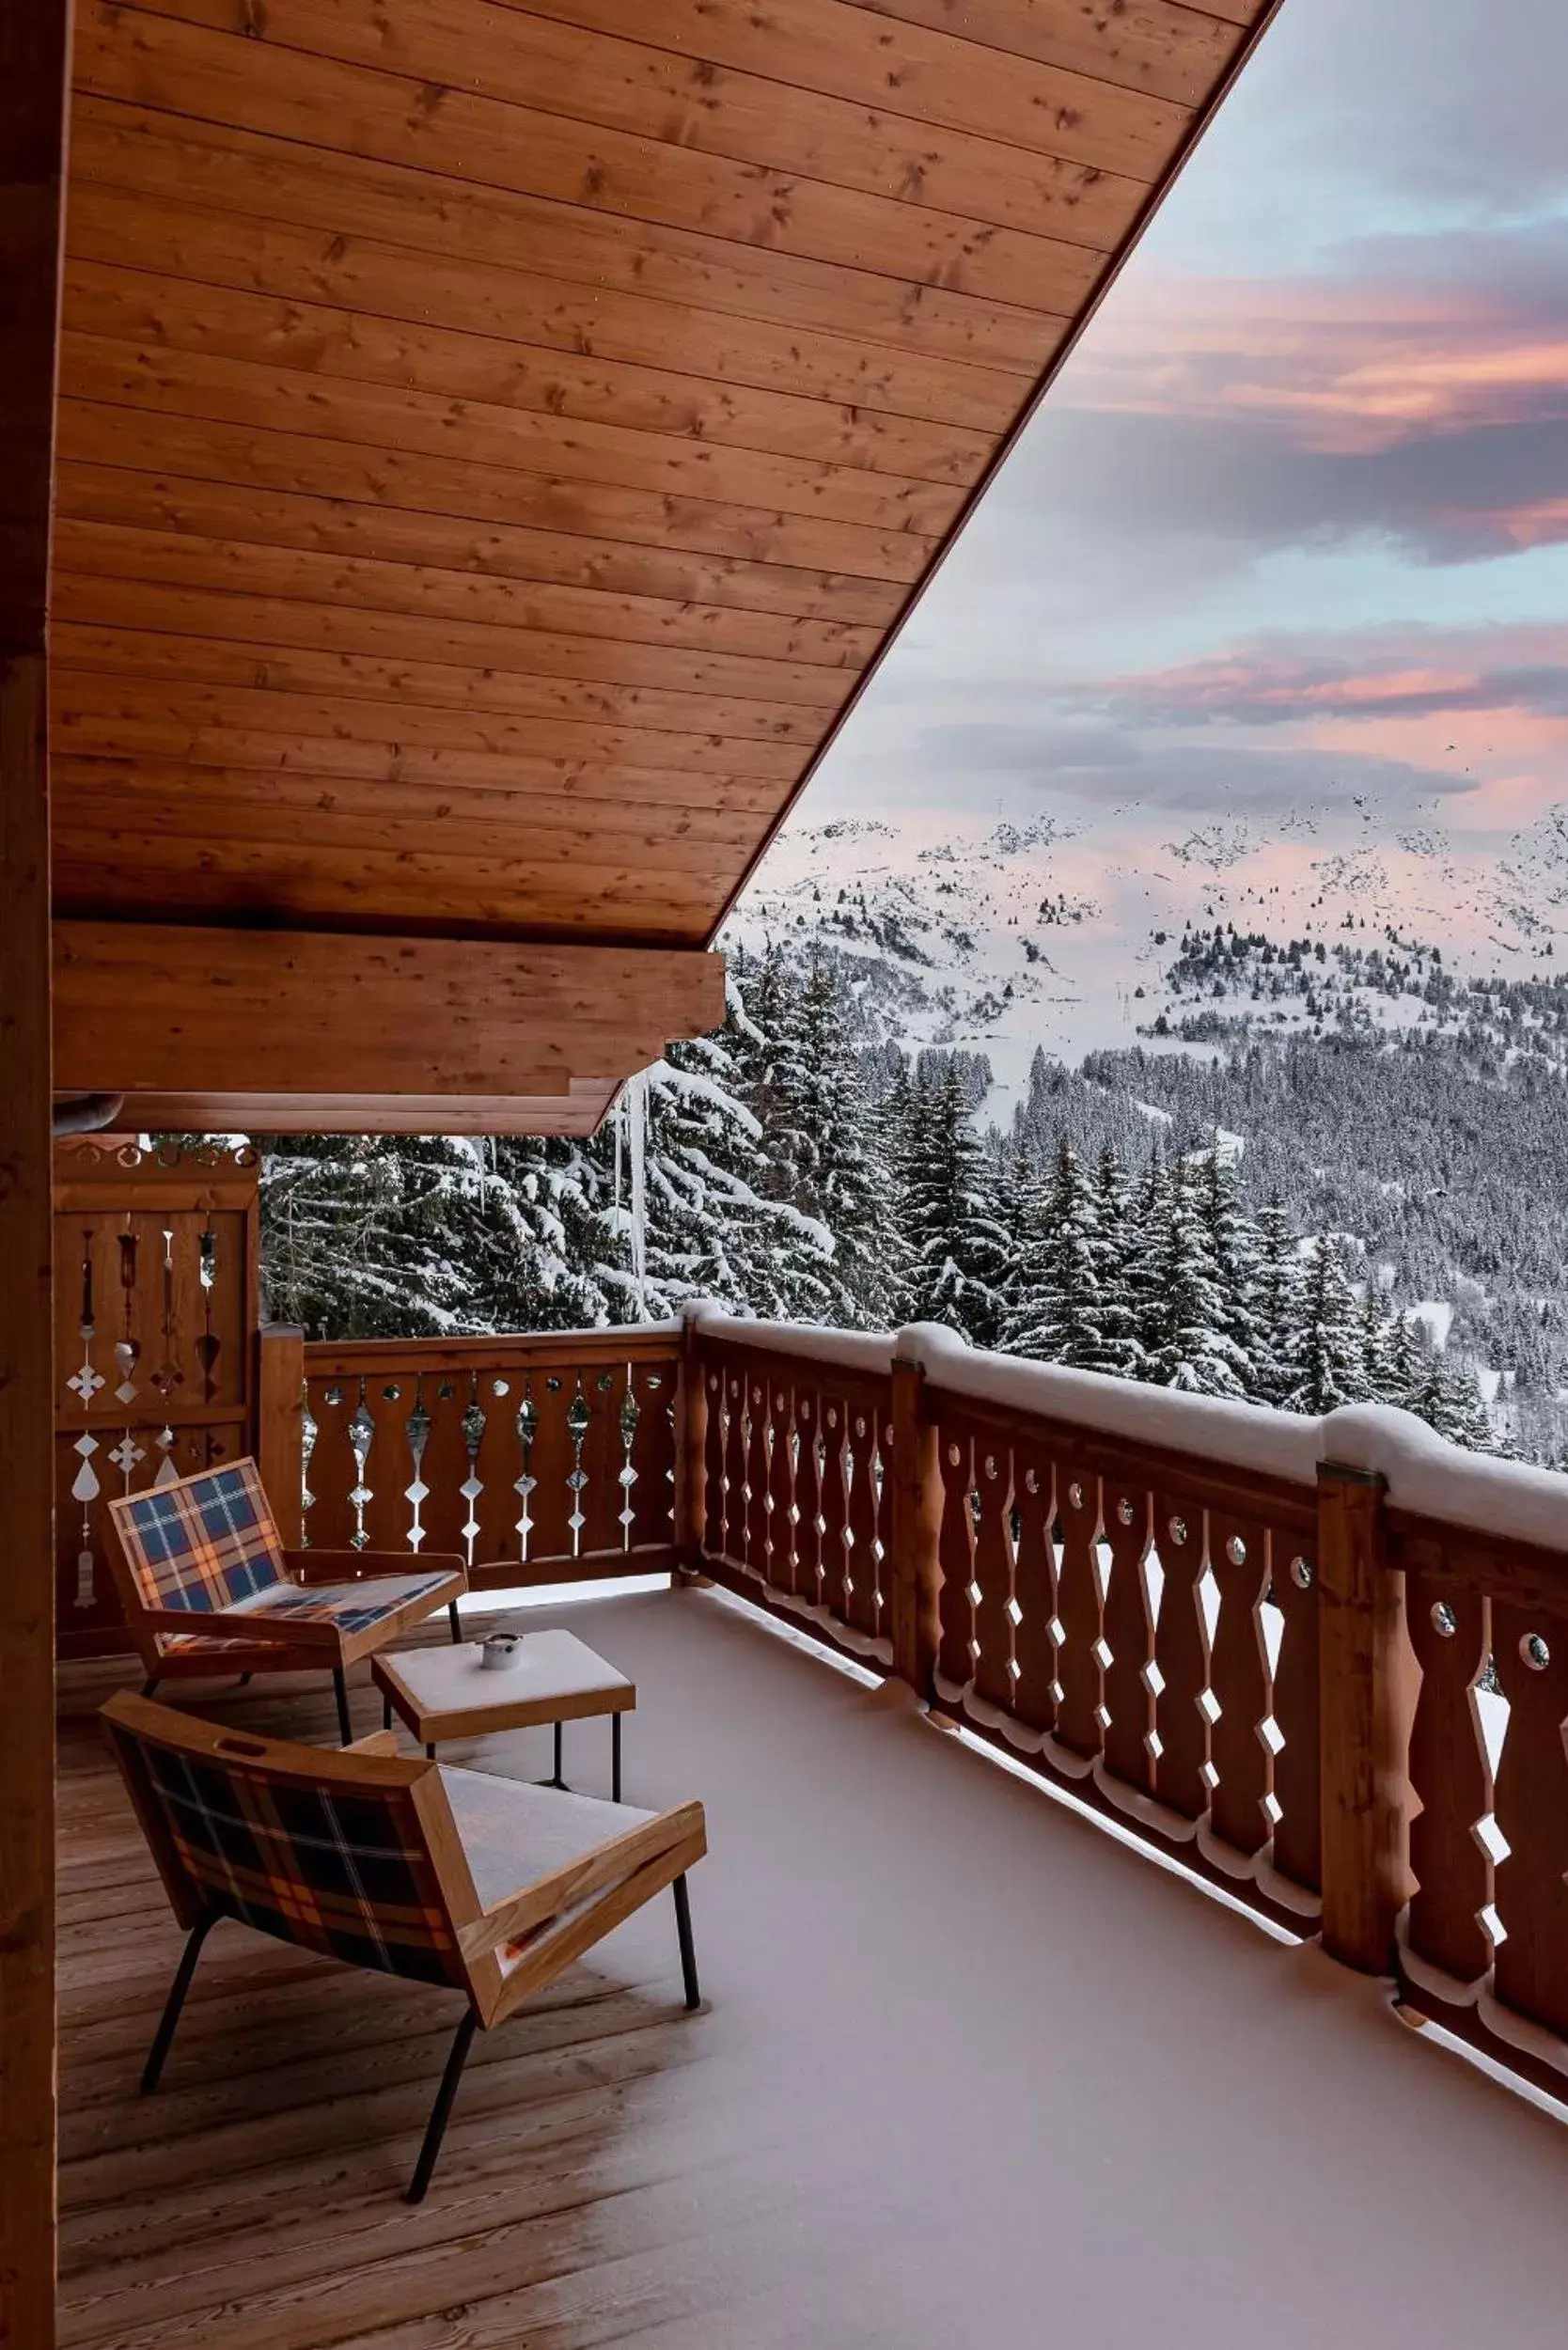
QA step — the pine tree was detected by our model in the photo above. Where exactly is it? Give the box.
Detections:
[764,957,904,1327]
[1250,1194,1304,1406]
[1125,1152,1173,1374]
[1087,1143,1144,1378]
[1006,1139,1104,1368]
[1407,1349,1498,1452]
[1144,1160,1248,1397]
[1199,1142,1261,1386]
[1358,1283,1398,1403]
[902,1060,1009,1344]
[1291,1233,1367,1412]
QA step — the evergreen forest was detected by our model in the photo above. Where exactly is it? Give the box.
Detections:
[254,945,1543,1465]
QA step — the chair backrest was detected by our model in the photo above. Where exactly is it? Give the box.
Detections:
[102,1692,475,1992]
[109,1458,287,1619]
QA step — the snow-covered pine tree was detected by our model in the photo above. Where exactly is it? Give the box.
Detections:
[260,1133,518,1339]
[1199,1141,1261,1386]
[762,955,905,1328]
[608,1026,837,1323]
[1006,1139,1105,1368]
[993,1132,1038,1348]
[1142,1157,1248,1397]
[1124,1152,1172,1373]
[902,1058,1009,1345]
[1405,1346,1499,1453]
[1249,1193,1304,1406]
[1088,1142,1144,1378]
[1290,1233,1367,1413]
[1358,1283,1398,1404]
[470,1135,616,1332]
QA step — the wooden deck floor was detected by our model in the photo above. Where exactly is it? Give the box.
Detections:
[59,1586,1568,2349]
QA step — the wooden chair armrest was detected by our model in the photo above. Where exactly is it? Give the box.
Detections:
[346,1729,401,1758]
[138,1603,344,1655]
[457,1800,706,1963]
[283,1550,466,1588]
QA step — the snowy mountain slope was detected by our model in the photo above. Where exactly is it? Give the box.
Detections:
[727,801,1568,1106]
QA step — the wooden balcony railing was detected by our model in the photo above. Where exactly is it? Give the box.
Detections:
[261,1326,682,1589]
[274,1305,1568,2109]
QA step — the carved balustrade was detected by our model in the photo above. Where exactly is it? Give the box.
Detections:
[300,1328,681,1589]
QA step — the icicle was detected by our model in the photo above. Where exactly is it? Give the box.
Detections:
[614,1085,625,1222]
[626,1069,649,1320]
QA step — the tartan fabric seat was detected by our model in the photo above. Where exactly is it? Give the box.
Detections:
[106,1458,468,1744]
[102,1691,707,2201]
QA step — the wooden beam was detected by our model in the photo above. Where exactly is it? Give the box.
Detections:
[0,1,70,2340]
[54,921,724,1100]
[110,1087,621,1136]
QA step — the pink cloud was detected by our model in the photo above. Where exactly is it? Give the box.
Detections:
[1066,271,1568,456]
[1079,628,1568,822]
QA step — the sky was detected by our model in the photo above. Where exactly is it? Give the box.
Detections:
[787,0,1568,881]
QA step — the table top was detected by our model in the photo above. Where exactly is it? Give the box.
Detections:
[371,1630,635,1741]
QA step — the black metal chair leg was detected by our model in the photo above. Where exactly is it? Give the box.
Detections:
[333,1667,353,1747]
[141,1910,219,2093]
[383,1695,393,1731]
[235,1672,252,1689]
[405,2011,478,2203]
[612,1712,622,1803]
[140,1676,160,1700]
[447,1600,462,1644]
[552,1720,564,1789]
[673,1874,700,2011]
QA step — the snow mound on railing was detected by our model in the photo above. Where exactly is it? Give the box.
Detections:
[898,1322,1319,1487]
[684,1303,895,1378]
[1316,1402,1568,1551]
[687,1308,1568,1551]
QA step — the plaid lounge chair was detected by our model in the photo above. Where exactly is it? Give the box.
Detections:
[102,1691,707,2201]
[107,1458,467,1743]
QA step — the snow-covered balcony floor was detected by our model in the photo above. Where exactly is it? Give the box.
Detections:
[58,1586,1568,2350]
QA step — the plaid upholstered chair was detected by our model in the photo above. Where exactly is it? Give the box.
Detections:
[101,1691,707,2201]
[107,1458,467,1745]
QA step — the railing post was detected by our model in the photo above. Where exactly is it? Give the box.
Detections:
[256,1323,306,1546]
[889,1355,943,1699]
[1316,1461,1416,1973]
[675,1313,708,1573]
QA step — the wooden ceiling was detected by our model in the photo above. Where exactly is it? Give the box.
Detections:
[50,0,1278,1132]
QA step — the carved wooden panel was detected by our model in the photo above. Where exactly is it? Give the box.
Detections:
[303,1339,676,1577]
[53,1137,260,1657]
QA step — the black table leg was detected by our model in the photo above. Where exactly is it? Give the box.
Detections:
[612,1711,622,1802]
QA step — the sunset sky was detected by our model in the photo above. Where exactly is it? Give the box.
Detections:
[795,0,1568,866]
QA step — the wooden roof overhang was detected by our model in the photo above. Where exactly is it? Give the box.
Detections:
[46,0,1283,1134]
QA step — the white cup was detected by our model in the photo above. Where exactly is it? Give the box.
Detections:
[480,1631,524,1671]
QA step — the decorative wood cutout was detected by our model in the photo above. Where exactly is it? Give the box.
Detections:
[52,1138,260,1659]
[302,1342,678,1574]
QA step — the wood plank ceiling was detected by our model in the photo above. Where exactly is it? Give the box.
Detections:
[51,0,1278,1132]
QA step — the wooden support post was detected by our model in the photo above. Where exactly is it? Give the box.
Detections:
[256,1324,306,1546]
[1316,1462,1416,1974]
[674,1316,708,1574]
[888,1356,943,1700]
[1,2,71,2339]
